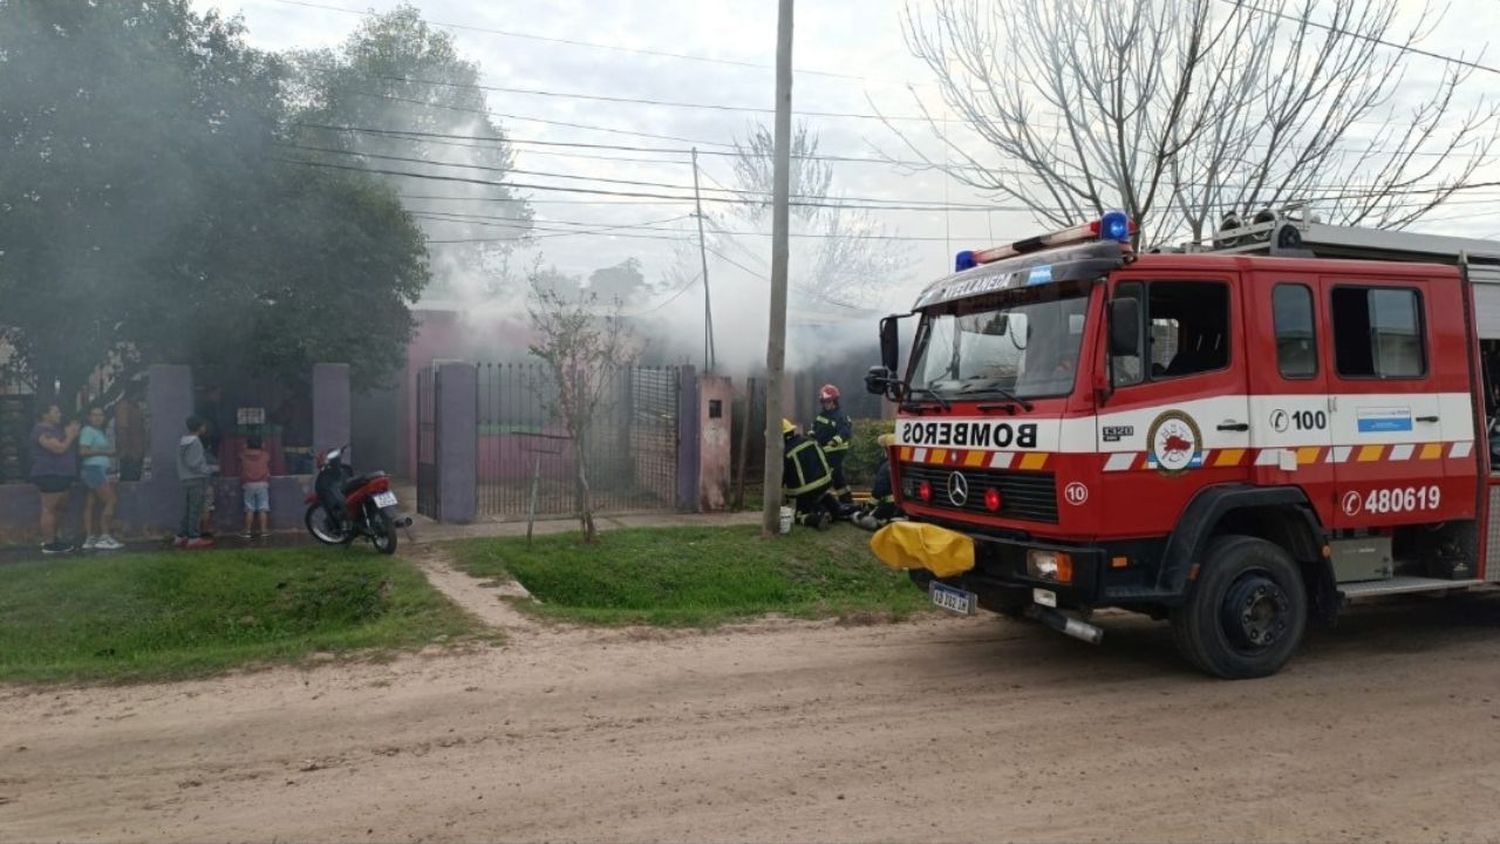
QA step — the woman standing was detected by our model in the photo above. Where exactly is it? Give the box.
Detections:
[30,403,79,555]
[79,405,123,550]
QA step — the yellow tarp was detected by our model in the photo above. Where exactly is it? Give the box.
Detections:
[869,522,976,579]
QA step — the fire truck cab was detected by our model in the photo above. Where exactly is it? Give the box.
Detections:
[867,210,1500,678]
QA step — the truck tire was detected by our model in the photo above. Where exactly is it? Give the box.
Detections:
[1171,535,1307,679]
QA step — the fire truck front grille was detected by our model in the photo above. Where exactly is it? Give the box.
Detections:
[899,464,1059,524]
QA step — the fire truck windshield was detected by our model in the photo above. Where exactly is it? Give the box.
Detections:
[908,290,1089,402]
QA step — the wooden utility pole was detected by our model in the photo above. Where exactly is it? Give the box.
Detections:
[691,148,716,372]
[761,0,794,537]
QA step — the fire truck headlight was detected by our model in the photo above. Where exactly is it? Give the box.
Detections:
[1027,550,1074,583]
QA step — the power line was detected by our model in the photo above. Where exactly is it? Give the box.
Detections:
[277,141,1007,208]
[261,0,894,83]
[278,155,1047,212]
[366,73,937,123]
[1219,0,1500,78]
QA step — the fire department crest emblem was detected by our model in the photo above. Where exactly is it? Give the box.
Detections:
[1146,410,1203,476]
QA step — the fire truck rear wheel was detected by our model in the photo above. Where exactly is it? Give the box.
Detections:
[1171,535,1308,680]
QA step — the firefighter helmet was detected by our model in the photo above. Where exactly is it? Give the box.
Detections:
[818,384,840,402]
[781,418,795,435]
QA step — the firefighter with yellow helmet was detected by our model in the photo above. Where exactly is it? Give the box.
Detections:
[853,433,904,531]
[781,418,842,530]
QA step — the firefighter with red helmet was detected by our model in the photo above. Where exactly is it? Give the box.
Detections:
[812,383,854,505]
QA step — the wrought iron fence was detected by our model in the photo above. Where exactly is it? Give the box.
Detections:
[475,363,682,518]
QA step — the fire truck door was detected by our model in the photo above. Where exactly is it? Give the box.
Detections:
[1320,276,1447,529]
[1248,279,1334,521]
[1097,276,1251,524]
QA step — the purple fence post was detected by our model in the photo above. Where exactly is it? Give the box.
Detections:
[676,366,700,513]
[312,363,351,462]
[132,364,194,535]
[437,362,477,523]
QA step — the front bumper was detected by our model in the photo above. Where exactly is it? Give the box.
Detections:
[956,533,1107,608]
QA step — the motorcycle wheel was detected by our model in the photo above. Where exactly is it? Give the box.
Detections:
[371,512,398,555]
[305,503,353,546]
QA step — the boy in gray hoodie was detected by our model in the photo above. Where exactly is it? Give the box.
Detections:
[175,415,215,548]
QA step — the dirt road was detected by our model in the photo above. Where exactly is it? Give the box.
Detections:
[3,590,1500,843]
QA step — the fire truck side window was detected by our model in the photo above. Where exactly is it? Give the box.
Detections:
[1330,286,1426,379]
[1273,284,1318,379]
[1113,281,1230,387]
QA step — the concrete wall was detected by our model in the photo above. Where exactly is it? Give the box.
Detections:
[697,375,733,512]
[0,363,350,546]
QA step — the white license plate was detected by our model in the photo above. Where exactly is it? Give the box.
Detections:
[373,491,398,508]
[929,582,977,615]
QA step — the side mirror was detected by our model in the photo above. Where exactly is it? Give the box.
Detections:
[865,366,892,396]
[1108,298,1140,357]
[879,316,900,373]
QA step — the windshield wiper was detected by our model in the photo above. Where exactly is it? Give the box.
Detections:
[956,380,1034,412]
[900,386,951,412]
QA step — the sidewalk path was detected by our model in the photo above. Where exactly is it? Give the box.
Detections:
[404,510,763,544]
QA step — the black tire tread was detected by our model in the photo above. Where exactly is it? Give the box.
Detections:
[1171,534,1308,680]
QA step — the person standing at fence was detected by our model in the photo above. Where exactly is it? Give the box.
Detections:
[112,383,147,482]
[240,435,271,539]
[79,405,123,550]
[174,415,215,549]
[30,403,80,555]
[812,384,854,505]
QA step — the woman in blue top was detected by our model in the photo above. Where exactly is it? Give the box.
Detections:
[79,405,123,551]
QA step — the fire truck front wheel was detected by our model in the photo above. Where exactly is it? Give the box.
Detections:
[1171,535,1308,680]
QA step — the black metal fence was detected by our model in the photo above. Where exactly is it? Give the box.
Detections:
[475,363,682,518]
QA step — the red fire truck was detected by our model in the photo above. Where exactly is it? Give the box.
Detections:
[866,210,1500,678]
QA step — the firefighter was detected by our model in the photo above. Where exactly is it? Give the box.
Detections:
[782,419,841,530]
[853,434,904,531]
[812,384,854,504]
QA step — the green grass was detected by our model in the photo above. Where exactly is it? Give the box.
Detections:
[0,546,477,684]
[452,525,931,627]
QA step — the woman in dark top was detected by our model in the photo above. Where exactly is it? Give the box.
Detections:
[30,403,80,555]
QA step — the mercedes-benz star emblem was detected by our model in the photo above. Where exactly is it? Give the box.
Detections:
[947,471,969,506]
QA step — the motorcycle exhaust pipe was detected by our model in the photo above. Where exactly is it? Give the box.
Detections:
[1023,605,1104,645]
[396,516,414,528]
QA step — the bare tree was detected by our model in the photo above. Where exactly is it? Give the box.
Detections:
[896,0,1500,246]
[526,269,639,543]
[727,122,912,306]
[733,123,833,224]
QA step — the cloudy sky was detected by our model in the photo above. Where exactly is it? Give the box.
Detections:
[190,0,1500,365]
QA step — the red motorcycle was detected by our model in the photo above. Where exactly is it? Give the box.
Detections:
[304,446,410,554]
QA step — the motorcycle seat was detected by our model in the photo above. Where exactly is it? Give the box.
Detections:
[341,471,387,494]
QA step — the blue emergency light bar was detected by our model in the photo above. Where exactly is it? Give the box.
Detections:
[955,211,1135,271]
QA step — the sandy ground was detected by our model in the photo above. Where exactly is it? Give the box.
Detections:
[3,557,1500,843]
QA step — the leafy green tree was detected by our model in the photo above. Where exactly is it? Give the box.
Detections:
[0,0,430,396]
[288,4,532,301]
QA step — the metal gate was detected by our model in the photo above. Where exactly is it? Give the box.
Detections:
[415,366,440,519]
[476,363,681,518]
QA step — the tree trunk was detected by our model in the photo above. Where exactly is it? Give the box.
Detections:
[573,430,596,542]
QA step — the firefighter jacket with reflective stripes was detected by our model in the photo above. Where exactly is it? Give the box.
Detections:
[871,457,894,504]
[813,408,853,454]
[783,434,833,496]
